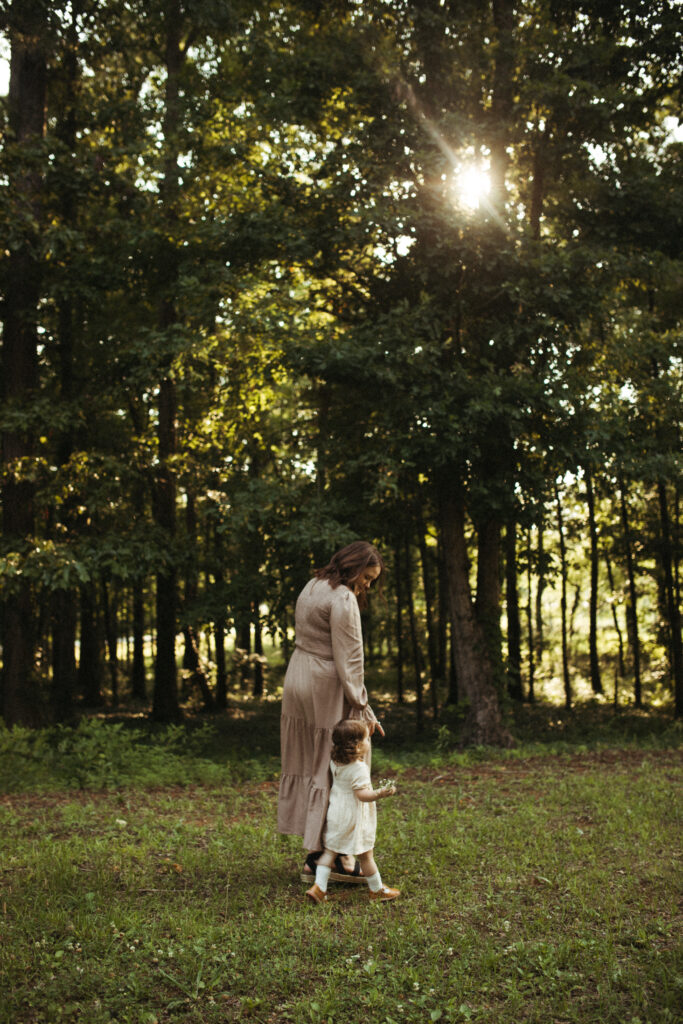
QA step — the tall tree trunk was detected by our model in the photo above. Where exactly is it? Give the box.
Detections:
[619,477,642,706]
[47,8,82,723]
[436,542,448,683]
[394,541,405,704]
[78,585,104,707]
[131,578,147,701]
[213,564,227,710]
[152,5,185,722]
[657,481,683,716]
[438,473,513,746]
[102,579,119,706]
[404,538,425,730]
[475,514,503,671]
[238,621,252,689]
[583,464,603,694]
[215,617,227,709]
[417,522,439,717]
[447,623,459,706]
[603,547,625,706]
[184,626,215,711]
[0,1,48,727]
[51,592,77,722]
[525,527,535,703]
[252,602,264,698]
[535,515,546,663]
[505,519,523,700]
[554,484,571,710]
[153,376,180,720]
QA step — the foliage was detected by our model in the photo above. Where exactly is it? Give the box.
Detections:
[0,0,681,729]
[0,715,279,793]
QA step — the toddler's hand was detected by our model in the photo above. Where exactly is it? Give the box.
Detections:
[376,778,397,798]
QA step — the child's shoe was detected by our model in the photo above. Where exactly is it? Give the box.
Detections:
[306,883,329,904]
[368,885,400,902]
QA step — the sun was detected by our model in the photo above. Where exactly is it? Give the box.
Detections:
[454,165,490,210]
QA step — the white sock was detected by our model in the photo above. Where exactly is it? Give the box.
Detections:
[366,871,383,893]
[315,865,331,892]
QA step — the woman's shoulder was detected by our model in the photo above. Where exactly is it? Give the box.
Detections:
[328,581,356,609]
[306,578,356,612]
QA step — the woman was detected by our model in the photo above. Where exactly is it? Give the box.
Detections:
[277,541,385,884]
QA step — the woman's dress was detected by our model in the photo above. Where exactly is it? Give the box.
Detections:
[277,577,377,852]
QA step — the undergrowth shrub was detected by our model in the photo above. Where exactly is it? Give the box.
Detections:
[0,717,279,793]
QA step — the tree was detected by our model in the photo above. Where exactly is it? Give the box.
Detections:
[0,0,49,726]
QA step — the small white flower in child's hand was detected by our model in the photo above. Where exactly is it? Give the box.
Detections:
[377,777,397,795]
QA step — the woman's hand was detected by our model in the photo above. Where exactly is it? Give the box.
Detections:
[369,719,385,738]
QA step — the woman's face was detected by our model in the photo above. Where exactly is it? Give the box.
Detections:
[351,563,381,597]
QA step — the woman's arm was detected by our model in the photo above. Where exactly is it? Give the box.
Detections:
[330,590,376,719]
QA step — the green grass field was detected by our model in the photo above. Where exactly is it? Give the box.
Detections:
[1,701,681,1024]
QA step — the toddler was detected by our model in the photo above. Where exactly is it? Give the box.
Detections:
[306,718,399,904]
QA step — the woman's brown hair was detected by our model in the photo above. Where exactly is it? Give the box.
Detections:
[330,719,369,766]
[315,540,385,610]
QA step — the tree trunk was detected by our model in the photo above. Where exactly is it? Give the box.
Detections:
[583,464,603,694]
[252,602,264,698]
[619,477,642,707]
[153,377,181,720]
[238,621,252,689]
[535,515,546,663]
[131,579,147,701]
[436,542,448,683]
[215,616,227,709]
[438,474,513,746]
[417,521,439,702]
[101,579,119,706]
[505,519,523,700]
[525,527,535,703]
[603,547,625,706]
[554,484,571,710]
[51,591,77,722]
[152,6,185,722]
[0,1,48,727]
[475,514,503,671]
[657,481,683,716]
[184,626,216,711]
[394,541,405,704]
[404,538,425,730]
[213,563,228,709]
[78,585,104,707]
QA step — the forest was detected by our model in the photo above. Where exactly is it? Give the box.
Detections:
[1,0,682,743]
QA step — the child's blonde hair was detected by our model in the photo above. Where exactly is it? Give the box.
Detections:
[331,719,369,765]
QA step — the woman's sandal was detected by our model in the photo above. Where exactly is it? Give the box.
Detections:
[330,855,366,884]
[300,852,366,885]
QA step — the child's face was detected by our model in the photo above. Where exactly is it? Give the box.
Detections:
[358,732,370,758]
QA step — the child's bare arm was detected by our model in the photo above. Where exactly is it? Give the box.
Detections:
[355,784,397,803]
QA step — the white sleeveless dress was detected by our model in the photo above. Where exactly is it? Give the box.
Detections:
[323,759,377,856]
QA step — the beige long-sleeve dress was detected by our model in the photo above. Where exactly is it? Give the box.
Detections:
[277,577,378,852]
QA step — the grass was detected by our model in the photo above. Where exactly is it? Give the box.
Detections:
[0,700,681,1024]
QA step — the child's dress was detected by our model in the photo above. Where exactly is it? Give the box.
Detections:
[323,758,377,855]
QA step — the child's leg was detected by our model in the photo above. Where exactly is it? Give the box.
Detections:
[358,849,400,901]
[314,849,337,892]
[358,850,382,892]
